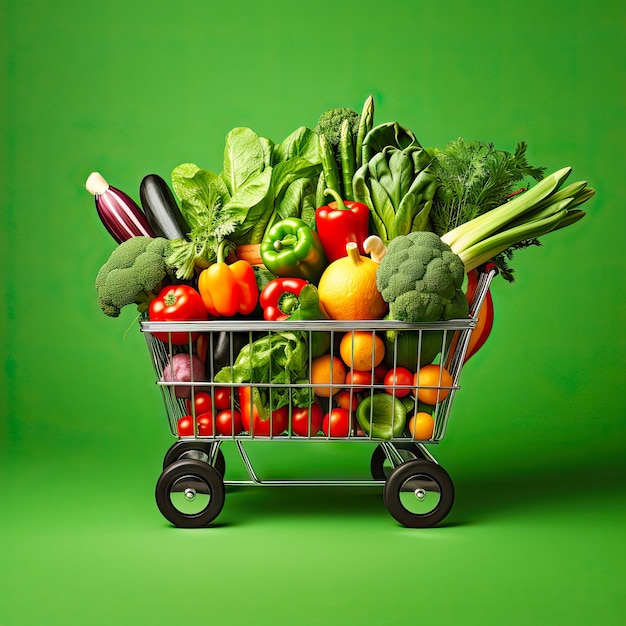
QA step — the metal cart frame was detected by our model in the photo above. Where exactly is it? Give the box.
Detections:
[141,266,497,528]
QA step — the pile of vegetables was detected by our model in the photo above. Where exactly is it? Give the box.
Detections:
[90,95,595,440]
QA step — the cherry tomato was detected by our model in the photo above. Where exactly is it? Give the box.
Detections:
[239,387,288,437]
[345,369,373,392]
[334,390,358,413]
[290,402,323,437]
[196,412,214,436]
[214,409,243,436]
[213,387,232,411]
[322,408,350,437]
[148,285,207,344]
[384,366,414,397]
[186,391,212,416]
[177,416,194,437]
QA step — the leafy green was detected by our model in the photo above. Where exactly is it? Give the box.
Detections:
[353,143,438,245]
[214,331,313,409]
[428,138,546,236]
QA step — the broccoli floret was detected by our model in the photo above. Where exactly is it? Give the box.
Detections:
[314,107,360,158]
[376,231,468,323]
[95,236,175,317]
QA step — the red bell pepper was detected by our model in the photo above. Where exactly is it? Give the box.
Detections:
[198,240,258,317]
[259,277,308,320]
[239,387,289,437]
[148,284,207,344]
[314,188,370,262]
[463,269,495,362]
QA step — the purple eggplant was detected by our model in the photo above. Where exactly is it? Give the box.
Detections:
[86,172,155,243]
[139,174,189,240]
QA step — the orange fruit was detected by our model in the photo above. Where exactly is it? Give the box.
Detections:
[310,355,346,397]
[408,412,435,440]
[317,242,387,320]
[339,331,385,370]
[414,364,453,405]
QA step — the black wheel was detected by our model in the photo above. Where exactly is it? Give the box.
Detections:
[163,440,226,477]
[383,459,454,528]
[155,459,225,528]
[370,443,425,480]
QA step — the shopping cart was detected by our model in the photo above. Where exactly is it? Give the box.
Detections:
[141,265,497,528]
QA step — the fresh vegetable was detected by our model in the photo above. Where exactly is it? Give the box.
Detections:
[463,268,495,361]
[186,388,232,416]
[95,236,175,317]
[259,277,309,320]
[214,331,313,410]
[376,231,468,323]
[239,387,289,437]
[363,235,387,263]
[382,327,451,370]
[259,218,327,283]
[352,137,438,246]
[408,412,435,440]
[139,174,190,240]
[414,365,453,405]
[345,369,373,391]
[177,416,194,437]
[428,139,545,236]
[197,331,248,375]
[197,409,243,436]
[314,107,360,170]
[356,393,406,440]
[318,242,388,320]
[197,240,258,317]
[310,355,346,398]
[383,367,414,398]
[162,353,206,398]
[440,166,592,275]
[314,189,370,261]
[86,172,155,243]
[148,284,208,344]
[322,408,351,438]
[290,401,323,437]
[338,331,385,370]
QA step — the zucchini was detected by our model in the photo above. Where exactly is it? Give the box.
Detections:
[139,174,189,240]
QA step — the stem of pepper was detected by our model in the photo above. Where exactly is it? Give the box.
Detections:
[324,188,348,211]
[274,234,298,251]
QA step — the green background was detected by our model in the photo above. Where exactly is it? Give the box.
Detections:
[2,0,624,624]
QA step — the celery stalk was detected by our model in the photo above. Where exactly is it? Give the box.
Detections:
[458,205,571,272]
[441,166,572,254]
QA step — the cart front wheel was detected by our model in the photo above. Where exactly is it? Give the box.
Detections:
[155,459,225,528]
[383,460,454,528]
[163,440,226,477]
[370,443,425,480]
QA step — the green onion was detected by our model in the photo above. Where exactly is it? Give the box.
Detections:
[438,165,595,273]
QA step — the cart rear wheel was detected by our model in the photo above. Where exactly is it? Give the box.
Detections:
[155,459,225,528]
[370,443,425,480]
[383,460,454,528]
[163,441,226,477]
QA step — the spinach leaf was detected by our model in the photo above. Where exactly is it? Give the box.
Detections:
[221,127,267,196]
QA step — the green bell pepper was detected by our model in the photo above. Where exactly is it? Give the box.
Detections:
[356,393,407,440]
[260,217,327,284]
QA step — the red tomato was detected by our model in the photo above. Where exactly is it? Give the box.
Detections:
[374,364,388,384]
[322,408,351,438]
[290,402,323,437]
[196,412,214,436]
[214,409,243,436]
[186,391,212,416]
[334,390,358,413]
[177,416,194,437]
[345,369,373,391]
[383,366,414,398]
[239,387,288,437]
[148,285,207,344]
[213,387,232,411]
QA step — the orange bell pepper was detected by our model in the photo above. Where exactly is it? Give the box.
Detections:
[198,241,258,317]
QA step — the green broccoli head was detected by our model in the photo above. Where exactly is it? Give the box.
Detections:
[314,107,360,157]
[376,231,467,323]
[95,236,175,317]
